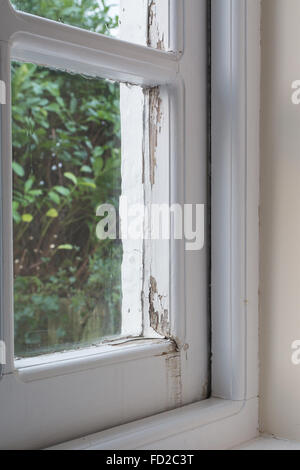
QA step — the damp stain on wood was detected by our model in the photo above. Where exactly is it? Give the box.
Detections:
[148,275,183,406]
[165,352,182,408]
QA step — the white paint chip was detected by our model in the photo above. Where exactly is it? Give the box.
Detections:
[0,80,6,104]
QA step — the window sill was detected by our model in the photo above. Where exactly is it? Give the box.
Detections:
[232,436,300,450]
[48,397,259,450]
[15,338,175,383]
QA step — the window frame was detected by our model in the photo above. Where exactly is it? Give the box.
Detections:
[1,0,186,374]
[0,0,260,451]
[0,0,211,449]
[51,0,261,450]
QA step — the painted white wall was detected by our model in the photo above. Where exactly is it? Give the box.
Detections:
[260,0,300,441]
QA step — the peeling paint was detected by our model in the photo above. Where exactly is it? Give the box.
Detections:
[148,275,182,407]
[149,87,162,186]
[147,0,165,50]
[149,276,170,337]
[142,88,149,186]
[148,276,184,352]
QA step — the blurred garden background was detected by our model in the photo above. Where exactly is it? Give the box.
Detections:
[11,0,122,357]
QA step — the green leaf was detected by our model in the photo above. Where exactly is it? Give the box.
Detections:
[46,102,61,113]
[13,212,21,224]
[24,178,34,193]
[64,172,77,185]
[46,208,58,218]
[70,96,77,113]
[29,190,43,196]
[65,122,77,133]
[79,180,96,189]
[80,165,93,173]
[54,186,70,197]
[93,146,104,158]
[56,97,64,107]
[22,214,33,223]
[57,244,73,250]
[48,191,60,205]
[12,162,24,177]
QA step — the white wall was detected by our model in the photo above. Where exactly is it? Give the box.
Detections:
[260,0,300,440]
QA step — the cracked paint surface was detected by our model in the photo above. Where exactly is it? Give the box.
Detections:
[149,276,170,338]
[147,0,166,50]
[149,87,162,186]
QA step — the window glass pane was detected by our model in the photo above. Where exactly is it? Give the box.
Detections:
[10,0,120,36]
[12,61,122,357]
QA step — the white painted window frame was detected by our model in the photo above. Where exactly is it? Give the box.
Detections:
[0,0,260,450]
[0,0,209,450]
[51,0,261,450]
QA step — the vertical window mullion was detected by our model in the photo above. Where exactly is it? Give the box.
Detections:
[0,41,14,374]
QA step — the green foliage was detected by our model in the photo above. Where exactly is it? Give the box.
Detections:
[12,0,122,357]
[11,0,119,35]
